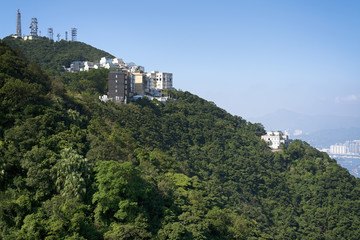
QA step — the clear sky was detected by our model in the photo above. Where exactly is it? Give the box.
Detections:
[1,0,360,119]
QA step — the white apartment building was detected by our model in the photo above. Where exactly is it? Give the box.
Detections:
[261,131,291,150]
[329,140,360,155]
[330,145,347,155]
[146,71,173,90]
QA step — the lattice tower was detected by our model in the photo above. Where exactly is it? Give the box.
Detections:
[29,18,38,37]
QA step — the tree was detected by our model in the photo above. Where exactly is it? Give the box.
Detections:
[52,148,91,201]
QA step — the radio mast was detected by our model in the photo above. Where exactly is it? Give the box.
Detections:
[16,9,22,37]
[29,18,38,37]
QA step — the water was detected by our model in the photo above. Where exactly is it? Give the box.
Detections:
[331,155,360,178]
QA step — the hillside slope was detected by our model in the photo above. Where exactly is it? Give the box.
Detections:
[3,36,114,71]
[0,40,360,239]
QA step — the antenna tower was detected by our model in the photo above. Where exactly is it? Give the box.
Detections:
[56,33,61,41]
[71,28,77,41]
[65,31,68,41]
[48,27,53,40]
[16,9,22,37]
[29,18,38,37]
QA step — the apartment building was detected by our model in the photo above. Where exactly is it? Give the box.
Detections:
[329,140,360,155]
[108,70,134,102]
[146,71,173,90]
[131,73,148,95]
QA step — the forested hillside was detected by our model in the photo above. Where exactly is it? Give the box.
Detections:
[3,36,114,71]
[1,40,360,239]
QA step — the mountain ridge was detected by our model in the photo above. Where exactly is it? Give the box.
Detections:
[3,36,114,72]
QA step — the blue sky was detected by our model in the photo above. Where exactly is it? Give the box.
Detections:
[1,0,360,119]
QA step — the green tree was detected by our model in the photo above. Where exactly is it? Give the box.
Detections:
[52,148,91,201]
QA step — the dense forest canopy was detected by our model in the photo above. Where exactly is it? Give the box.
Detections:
[3,36,114,72]
[0,39,360,239]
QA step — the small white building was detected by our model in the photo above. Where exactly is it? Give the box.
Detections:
[84,61,95,71]
[70,61,84,72]
[130,65,145,73]
[103,62,116,69]
[23,35,39,40]
[100,57,112,66]
[112,58,125,67]
[261,131,291,150]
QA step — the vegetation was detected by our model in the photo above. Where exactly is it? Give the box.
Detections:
[3,36,114,71]
[1,39,360,239]
[3,36,111,95]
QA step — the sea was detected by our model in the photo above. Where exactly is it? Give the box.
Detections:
[331,155,360,178]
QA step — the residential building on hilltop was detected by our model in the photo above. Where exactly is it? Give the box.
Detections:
[146,71,173,90]
[84,61,95,71]
[261,131,291,150]
[65,56,174,103]
[112,58,125,67]
[70,61,84,72]
[131,73,148,95]
[130,65,145,73]
[108,70,134,102]
[100,57,112,66]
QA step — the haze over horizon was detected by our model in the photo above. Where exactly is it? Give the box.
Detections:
[1,0,360,120]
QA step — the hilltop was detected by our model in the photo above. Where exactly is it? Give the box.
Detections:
[3,36,114,71]
[1,40,360,239]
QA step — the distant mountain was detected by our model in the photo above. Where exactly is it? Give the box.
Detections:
[3,36,114,71]
[299,128,360,148]
[251,109,360,135]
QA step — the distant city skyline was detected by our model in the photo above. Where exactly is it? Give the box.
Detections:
[329,140,360,155]
[1,0,360,120]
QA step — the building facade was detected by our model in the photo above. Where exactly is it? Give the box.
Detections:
[261,131,291,150]
[70,61,84,72]
[147,71,173,90]
[131,73,147,95]
[108,70,134,102]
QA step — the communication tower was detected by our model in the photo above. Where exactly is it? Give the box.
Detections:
[71,28,77,41]
[16,9,22,37]
[48,27,53,40]
[65,31,68,41]
[29,18,38,37]
[56,33,61,41]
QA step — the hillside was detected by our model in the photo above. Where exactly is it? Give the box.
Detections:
[3,36,114,71]
[1,40,360,239]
